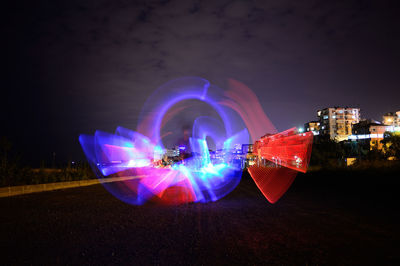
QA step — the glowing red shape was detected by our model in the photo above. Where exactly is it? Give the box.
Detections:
[154,180,197,205]
[138,167,197,204]
[248,128,313,203]
[254,128,313,173]
[248,166,298,203]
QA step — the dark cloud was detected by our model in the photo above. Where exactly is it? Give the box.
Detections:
[3,0,400,165]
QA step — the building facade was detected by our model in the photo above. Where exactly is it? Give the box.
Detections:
[349,120,390,151]
[304,121,320,136]
[317,107,360,142]
[382,111,400,127]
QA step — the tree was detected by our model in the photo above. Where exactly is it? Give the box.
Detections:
[309,138,346,167]
[0,137,19,186]
[0,136,12,170]
[381,132,400,159]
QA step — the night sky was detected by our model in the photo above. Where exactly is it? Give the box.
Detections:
[3,0,400,166]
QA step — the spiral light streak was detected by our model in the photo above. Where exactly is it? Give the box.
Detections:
[79,77,313,205]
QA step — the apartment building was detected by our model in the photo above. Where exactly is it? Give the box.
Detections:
[382,111,400,127]
[317,107,360,142]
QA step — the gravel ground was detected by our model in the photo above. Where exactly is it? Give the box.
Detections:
[1,170,399,265]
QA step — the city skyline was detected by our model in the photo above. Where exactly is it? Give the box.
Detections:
[3,0,400,165]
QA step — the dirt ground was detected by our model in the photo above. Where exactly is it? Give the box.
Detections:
[1,170,399,265]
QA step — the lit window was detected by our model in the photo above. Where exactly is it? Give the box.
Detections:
[332,115,336,119]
